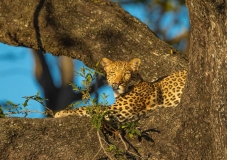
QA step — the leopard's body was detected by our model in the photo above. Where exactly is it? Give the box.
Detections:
[54,58,187,122]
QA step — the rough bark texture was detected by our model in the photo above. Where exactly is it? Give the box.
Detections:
[2,0,226,159]
[0,108,185,159]
[0,0,187,82]
[176,0,227,159]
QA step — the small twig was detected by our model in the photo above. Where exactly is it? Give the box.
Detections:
[117,133,128,151]
[92,147,102,160]
[118,132,144,160]
[44,106,54,117]
[97,130,114,160]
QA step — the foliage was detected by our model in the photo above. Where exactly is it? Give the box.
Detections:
[0,107,5,118]
[121,121,141,138]
[0,64,145,159]
[106,144,125,158]
[70,66,144,159]
[0,92,51,117]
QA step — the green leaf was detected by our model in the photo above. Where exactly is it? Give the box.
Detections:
[129,133,133,139]
[0,107,5,118]
[36,91,40,96]
[7,101,14,106]
[95,61,100,67]
[134,129,141,136]
[22,99,29,107]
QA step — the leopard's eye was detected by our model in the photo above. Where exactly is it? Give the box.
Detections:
[124,71,131,76]
[108,71,116,76]
[123,71,131,80]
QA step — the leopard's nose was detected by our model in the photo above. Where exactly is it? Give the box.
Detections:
[113,81,123,86]
[112,81,123,89]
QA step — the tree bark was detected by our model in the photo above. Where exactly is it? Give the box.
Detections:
[2,0,227,159]
[0,0,187,82]
[0,0,187,159]
[176,0,227,159]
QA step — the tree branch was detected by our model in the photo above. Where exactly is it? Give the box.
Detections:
[0,0,187,81]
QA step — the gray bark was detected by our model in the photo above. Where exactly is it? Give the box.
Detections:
[3,0,226,159]
[176,0,227,159]
[0,0,187,81]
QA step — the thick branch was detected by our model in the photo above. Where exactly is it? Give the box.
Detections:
[0,0,187,81]
[0,107,184,159]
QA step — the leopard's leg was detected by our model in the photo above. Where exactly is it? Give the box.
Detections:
[54,107,89,118]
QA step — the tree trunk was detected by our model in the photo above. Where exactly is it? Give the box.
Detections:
[176,0,227,159]
[1,0,227,159]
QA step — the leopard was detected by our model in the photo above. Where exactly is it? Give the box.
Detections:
[54,58,187,122]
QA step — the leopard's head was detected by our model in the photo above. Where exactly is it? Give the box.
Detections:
[101,58,141,98]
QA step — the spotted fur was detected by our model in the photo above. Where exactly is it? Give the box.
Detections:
[54,58,187,122]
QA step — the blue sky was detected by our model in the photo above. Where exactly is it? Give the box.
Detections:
[0,3,189,118]
[0,47,115,118]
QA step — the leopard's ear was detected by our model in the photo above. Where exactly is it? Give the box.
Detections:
[129,58,141,71]
[101,58,113,68]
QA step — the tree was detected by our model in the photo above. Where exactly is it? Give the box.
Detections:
[177,1,227,159]
[0,0,226,159]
